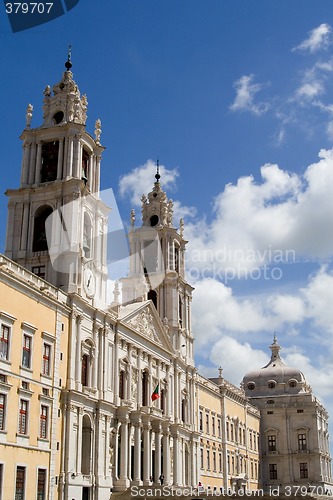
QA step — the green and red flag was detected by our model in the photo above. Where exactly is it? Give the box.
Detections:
[151,384,159,401]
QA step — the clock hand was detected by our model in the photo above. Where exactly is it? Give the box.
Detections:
[87,276,91,287]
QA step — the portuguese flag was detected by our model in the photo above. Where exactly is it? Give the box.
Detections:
[151,384,160,401]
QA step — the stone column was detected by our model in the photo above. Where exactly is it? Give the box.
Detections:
[57,138,64,180]
[77,407,83,474]
[67,137,74,178]
[143,419,151,485]
[172,430,180,486]
[133,420,142,484]
[20,203,29,251]
[35,142,42,184]
[92,323,98,392]
[21,142,30,185]
[120,420,128,480]
[28,142,37,184]
[162,429,170,485]
[74,315,82,390]
[137,349,142,408]
[154,424,162,482]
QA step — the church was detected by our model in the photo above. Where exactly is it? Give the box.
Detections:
[0,56,331,499]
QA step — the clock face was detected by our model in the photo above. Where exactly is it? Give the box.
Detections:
[83,267,96,297]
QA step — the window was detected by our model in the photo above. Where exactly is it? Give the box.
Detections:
[0,394,6,430]
[269,463,278,480]
[212,416,215,435]
[206,450,210,470]
[22,334,32,369]
[213,451,216,471]
[32,206,53,252]
[40,405,48,439]
[297,409,304,413]
[268,380,276,389]
[0,373,6,383]
[268,435,276,452]
[249,432,252,449]
[267,411,274,415]
[230,424,234,442]
[15,466,25,500]
[181,399,187,423]
[41,141,59,182]
[160,389,165,414]
[199,411,203,431]
[247,382,255,390]
[42,343,51,376]
[298,433,307,451]
[81,354,89,387]
[32,266,46,279]
[227,454,230,473]
[200,448,204,468]
[18,399,28,434]
[219,452,222,472]
[300,462,308,479]
[37,469,46,500]
[0,325,9,360]
[148,290,157,309]
[206,413,209,433]
[217,419,221,437]
[226,422,229,440]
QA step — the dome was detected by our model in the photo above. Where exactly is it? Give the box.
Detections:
[242,336,307,397]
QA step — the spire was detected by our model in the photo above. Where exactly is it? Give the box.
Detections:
[65,44,72,71]
[269,334,281,361]
[155,158,161,183]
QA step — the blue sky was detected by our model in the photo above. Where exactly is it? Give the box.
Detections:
[1,1,333,438]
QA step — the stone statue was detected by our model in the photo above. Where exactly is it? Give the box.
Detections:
[26,104,33,128]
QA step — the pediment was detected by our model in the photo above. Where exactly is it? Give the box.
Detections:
[118,300,173,352]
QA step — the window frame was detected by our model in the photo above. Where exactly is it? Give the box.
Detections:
[39,404,48,440]
[18,399,28,435]
[0,393,6,431]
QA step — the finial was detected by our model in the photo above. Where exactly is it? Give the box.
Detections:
[130,209,135,228]
[273,333,277,344]
[65,45,72,71]
[25,104,33,128]
[218,366,223,379]
[155,158,161,183]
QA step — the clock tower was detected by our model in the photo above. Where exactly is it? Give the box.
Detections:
[5,54,109,306]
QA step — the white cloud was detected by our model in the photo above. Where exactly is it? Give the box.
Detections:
[118,159,179,208]
[186,149,333,278]
[293,23,332,53]
[229,74,270,115]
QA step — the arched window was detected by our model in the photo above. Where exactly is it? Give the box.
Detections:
[81,415,92,475]
[41,141,59,182]
[82,149,89,184]
[179,296,183,326]
[33,206,53,252]
[148,290,157,309]
[174,245,179,272]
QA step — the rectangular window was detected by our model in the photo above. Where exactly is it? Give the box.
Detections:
[15,466,25,500]
[37,469,46,500]
[199,411,203,432]
[217,419,221,437]
[227,455,230,473]
[232,456,235,474]
[42,343,51,376]
[219,452,222,472]
[268,435,276,452]
[81,354,88,387]
[0,464,3,500]
[0,394,5,431]
[212,416,215,435]
[40,405,48,439]
[0,325,9,360]
[213,451,216,471]
[298,433,307,451]
[226,422,229,440]
[254,432,257,450]
[18,399,28,435]
[22,335,31,369]
[206,450,210,470]
[269,463,278,480]
[231,424,234,441]
[239,428,242,444]
[200,448,204,469]
[249,432,252,448]
[300,462,308,479]
[32,266,46,279]
[205,413,209,434]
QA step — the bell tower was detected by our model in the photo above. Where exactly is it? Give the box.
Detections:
[122,164,195,365]
[5,53,109,306]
